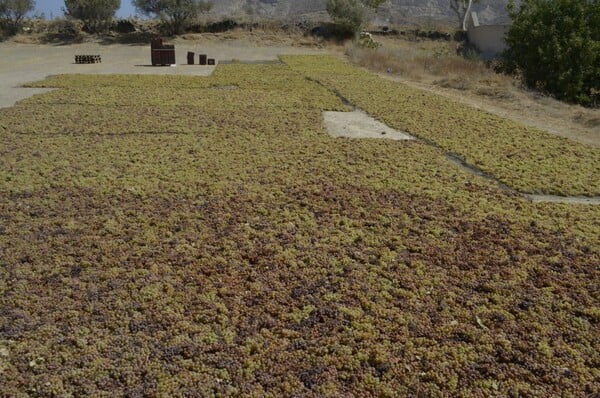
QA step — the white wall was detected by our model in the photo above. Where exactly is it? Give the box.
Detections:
[467,25,510,57]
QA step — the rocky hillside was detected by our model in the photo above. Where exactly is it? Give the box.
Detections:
[208,0,510,26]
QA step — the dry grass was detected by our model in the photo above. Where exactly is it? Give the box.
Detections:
[342,35,599,146]
[573,111,600,128]
[345,38,475,76]
[344,37,516,101]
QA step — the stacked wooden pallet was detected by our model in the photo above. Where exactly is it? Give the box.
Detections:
[75,55,101,64]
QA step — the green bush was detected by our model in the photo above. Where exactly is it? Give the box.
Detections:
[325,0,384,37]
[63,0,120,33]
[501,0,599,107]
[43,18,84,42]
[133,0,212,35]
[0,0,34,35]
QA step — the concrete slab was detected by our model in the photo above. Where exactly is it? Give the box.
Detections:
[0,41,326,108]
[323,110,413,140]
[525,195,600,205]
[0,43,215,108]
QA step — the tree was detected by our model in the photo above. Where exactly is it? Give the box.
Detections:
[63,0,120,33]
[133,0,213,35]
[502,0,599,107]
[325,0,385,37]
[449,0,480,31]
[0,0,34,35]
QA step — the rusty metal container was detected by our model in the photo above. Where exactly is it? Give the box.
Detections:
[152,49,176,66]
[150,37,176,66]
[151,37,163,50]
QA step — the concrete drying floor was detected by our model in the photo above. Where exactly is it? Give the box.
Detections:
[0,41,325,108]
[323,110,413,141]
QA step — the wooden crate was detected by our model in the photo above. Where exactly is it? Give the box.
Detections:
[152,50,175,66]
[150,38,176,66]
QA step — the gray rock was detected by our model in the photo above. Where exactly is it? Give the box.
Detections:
[205,0,510,25]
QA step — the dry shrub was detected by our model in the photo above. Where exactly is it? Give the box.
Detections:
[573,112,600,128]
[472,77,517,101]
[434,76,472,90]
[2,18,82,43]
[42,19,85,43]
[346,41,518,102]
[345,44,425,80]
[345,43,489,82]
[415,54,487,77]
[474,86,516,100]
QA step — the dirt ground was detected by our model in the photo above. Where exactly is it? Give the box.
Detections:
[323,110,413,140]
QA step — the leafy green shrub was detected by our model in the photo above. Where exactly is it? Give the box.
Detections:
[0,0,34,35]
[501,0,600,107]
[325,0,384,38]
[133,0,212,35]
[309,22,355,42]
[63,0,120,33]
[204,18,237,33]
[113,18,136,33]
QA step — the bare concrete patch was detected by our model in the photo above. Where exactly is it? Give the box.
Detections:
[323,110,413,140]
[446,153,600,205]
[3,88,55,107]
[0,41,326,109]
[526,195,600,205]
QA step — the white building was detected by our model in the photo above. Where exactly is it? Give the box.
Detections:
[466,11,511,59]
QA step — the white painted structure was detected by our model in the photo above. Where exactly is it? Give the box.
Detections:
[466,11,510,59]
